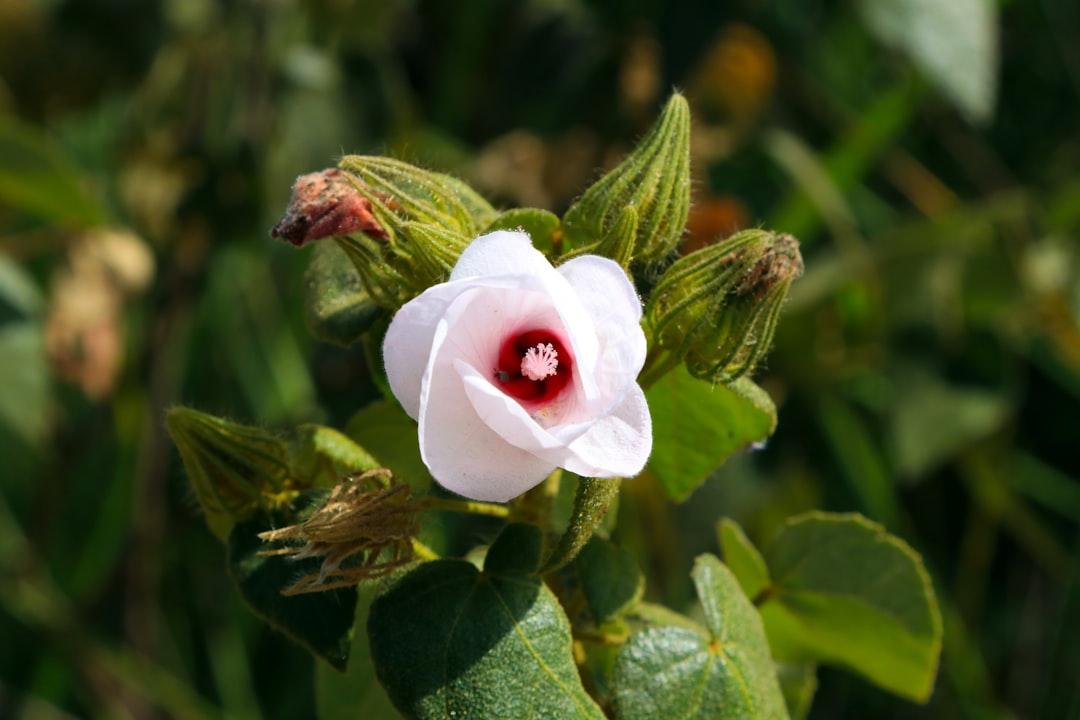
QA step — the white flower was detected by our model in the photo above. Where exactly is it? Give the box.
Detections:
[382,230,652,502]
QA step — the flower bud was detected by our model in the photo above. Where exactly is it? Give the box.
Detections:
[561,93,690,264]
[335,156,498,305]
[271,169,387,246]
[257,469,419,594]
[646,230,803,382]
[166,407,299,539]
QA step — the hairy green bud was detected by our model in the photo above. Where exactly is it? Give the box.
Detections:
[166,408,298,539]
[335,156,497,306]
[562,93,690,264]
[646,230,803,382]
[166,408,384,540]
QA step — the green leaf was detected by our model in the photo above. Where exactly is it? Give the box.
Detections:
[482,208,562,255]
[346,399,432,493]
[289,424,382,489]
[227,492,358,671]
[758,512,942,702]
[484,522,543,576]
[368,525,604,719]
[646,366,777,501]
[776,663,817,720]
[302,240,384,347]
[0,117,106,227]
[315,584,399,720]
[718,518,770,600]
[574,536,644,625]
[0,257,48,450]
[859,0,998,124]
[890,374,1010,479]
[613,555,788,719]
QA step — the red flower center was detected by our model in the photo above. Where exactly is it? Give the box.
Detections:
[494,329,573,405]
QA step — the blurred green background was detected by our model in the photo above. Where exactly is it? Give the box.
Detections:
[1,0,1078,717]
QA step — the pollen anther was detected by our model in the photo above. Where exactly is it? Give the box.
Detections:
[520,342,559,381]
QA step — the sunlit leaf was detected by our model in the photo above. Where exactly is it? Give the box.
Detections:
[613,555,789,719]
[718,518,770,600]
[758,512,942,702]
[646,366,776,501]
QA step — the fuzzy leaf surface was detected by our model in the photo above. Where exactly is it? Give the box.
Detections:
[368,525,603,719]
[613,555,788,719]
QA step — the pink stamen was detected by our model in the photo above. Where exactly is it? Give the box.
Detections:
[520,343,559,381]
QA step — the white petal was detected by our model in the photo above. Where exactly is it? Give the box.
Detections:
[416,288,557,501]
[558,255,647,394]
[383,282,473,419]
[560,383,652,478]
[461,361,651,479]
[450,230,552,281]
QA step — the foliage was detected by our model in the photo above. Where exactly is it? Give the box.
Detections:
[2,0,1078,718]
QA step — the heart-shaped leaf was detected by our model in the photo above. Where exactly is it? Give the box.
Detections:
[758,512,942,702]
[368,524,604,719]
[613,555,788,719]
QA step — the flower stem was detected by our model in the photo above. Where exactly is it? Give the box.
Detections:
[418,496,511,518]
[411,538,439,561]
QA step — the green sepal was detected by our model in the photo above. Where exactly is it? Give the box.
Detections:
[367,534,605,719]
[562,93,690,265]
[333,156,497,305]
[332,156,496,302]
[338,156,495,235]
[166,407,296,539]
[645,229,802,383]
[645,366,777,502]
[302,240,384,347]
[482,208,563,256]
[227,491,358,671]
[561,205,637,270]
[612,555,789,719]
[541,477,621,573]
[757,512,943,703]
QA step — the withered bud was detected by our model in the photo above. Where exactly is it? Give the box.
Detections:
[271,169,388,246]
[646,229,803,382]
[258,469,419,595]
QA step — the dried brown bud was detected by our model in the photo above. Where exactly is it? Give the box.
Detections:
[257,469,418,595]
[271,169,387,246]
